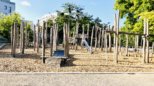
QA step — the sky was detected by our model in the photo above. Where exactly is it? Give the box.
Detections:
[11,0,123,25]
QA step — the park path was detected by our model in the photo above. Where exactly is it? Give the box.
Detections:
[0,73,154,86]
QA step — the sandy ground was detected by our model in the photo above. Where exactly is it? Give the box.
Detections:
[1,45,154,72]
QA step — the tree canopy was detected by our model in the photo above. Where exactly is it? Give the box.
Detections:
[115,0,154,34]
[0,13,21,39]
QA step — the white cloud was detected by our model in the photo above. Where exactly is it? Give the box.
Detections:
[21,0,31,7]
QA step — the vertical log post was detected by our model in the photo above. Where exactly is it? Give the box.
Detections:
[75,22,79,50]
[90,26,94,51]
[125,34,128,56]
[109,33,112,52]
[146,19,149,63]
[11,24,14,56]
[152,42,154,54]
[20,21,25,54]
[12,22,17,57]
[94,25,98,51]
[98,28,101,48]
[45,22,48,46]
[143,18,146,63]
[36,20,40,54]
[115,11,119,64]
[33,25,36,51]
[50,26,53,57]
[42,21,45,63]
[101,28,104,51]
[87,24,90,39]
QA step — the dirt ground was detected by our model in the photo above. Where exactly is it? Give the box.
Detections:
[1,45,154,72]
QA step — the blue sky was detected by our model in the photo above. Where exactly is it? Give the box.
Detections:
[11,0,123,25]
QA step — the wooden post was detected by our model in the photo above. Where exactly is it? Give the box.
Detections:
[152,42,154,54]
[81,25,85,47]
[94,25,98,50]
[125,34,128,56]
[103,29,107,52]
[50,27,53,57]
[33,25,36,51]
[63,23,66,56]
[90,26,94,50]
[75,22,79,50]
[115,11,119,64]
[119,34,121,52]
[98,28,101,48]
[66,23,69,56]
[53,24,58,51]
[87,24,90,38]
[24,22,28,49]
[42,22,45,63]
[12,22,17,57]
[63,23,69,57]
[45,22,48,46]
[109,33,112,52]
[16,27,19,48]
[36,20,40,54]
[135,35,139,52]
[101,29,104,51]
[146,19,149,63]
[20,21,25,54]
[11,24,14,56]
[143,18,146,63]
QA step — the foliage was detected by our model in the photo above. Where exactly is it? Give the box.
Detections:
[0,13,21,40]
[115,0,154,44]
[55,2,105,36]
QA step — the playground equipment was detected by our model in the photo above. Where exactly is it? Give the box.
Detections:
[6,11,154,68]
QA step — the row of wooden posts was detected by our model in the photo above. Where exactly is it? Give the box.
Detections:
[11,20,30,57]
[11,12,153,64]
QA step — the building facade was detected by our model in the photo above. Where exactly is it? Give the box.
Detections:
[0,0,15,15]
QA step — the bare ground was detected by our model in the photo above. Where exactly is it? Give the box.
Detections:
[1,45,154,72]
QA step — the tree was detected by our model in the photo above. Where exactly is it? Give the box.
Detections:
[0,13,21,40]
[115,0,154,42]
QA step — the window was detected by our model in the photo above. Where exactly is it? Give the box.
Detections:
[4,5,7,10]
